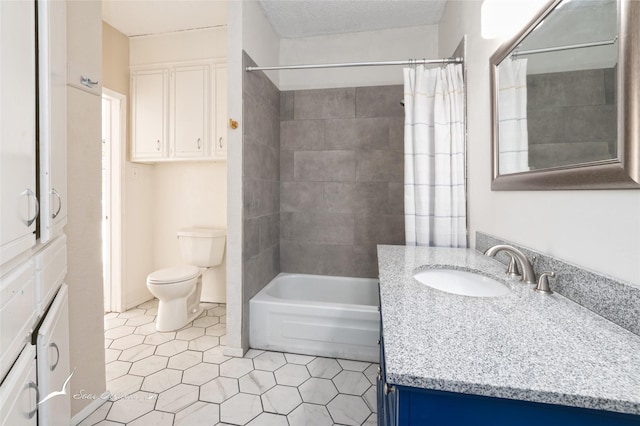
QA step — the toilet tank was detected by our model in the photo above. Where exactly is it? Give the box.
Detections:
[177,228,226,267]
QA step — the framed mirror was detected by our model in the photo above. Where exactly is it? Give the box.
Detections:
[490,0,639,190]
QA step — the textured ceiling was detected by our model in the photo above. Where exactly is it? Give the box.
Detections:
[258,0,447,38]
[102,0,228,37]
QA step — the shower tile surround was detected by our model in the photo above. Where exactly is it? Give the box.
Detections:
[280,85,405,278]
[476,232,640,336]
[242,52,281,349]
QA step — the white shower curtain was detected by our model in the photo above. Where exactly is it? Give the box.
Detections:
[497,58,529,174]
[404,63,466,248]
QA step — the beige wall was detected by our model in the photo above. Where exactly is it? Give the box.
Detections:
[67,1,105,417]
[128,27,229,307]
[438,1,640,285]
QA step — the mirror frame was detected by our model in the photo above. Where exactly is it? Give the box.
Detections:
[490,0,639,190]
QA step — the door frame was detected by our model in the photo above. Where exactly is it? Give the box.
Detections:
[101,88,126,313]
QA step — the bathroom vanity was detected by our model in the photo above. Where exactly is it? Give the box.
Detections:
[376,245,640,425]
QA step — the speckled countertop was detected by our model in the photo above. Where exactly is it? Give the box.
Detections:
[377,245,640,415]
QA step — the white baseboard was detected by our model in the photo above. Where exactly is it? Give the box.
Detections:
[70,394,108,426]
[223,346,245,357]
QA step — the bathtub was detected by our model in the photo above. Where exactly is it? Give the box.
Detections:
[249,273,380,362]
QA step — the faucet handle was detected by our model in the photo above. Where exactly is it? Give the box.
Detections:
[505,253,521,277]
[534,271,555,294]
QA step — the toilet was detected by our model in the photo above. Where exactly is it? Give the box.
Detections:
[146,227,226,332]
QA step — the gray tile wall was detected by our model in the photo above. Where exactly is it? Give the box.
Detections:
[242,52,280,343]
[280,86,405,278]
[527,68,617,169]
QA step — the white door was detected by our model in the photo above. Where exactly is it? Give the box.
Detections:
[0,0,38,264]
[0,345,38,426]
[131,69,168,160]
[36,284,71,426]
[172,65,209,158]
[38,0,68,244]
[215,63,228,157]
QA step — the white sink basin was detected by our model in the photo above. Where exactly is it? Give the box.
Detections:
[413,269,511,297]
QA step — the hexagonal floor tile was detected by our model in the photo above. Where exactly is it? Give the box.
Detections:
[363,363,379,385]
[307,357,342,379]
[77,401,111,425]
[327,394,371,426]
[209,306,226,316]
[106,360,131,382]
[105,391,156,423]
[156,339,188,357]
[192,315,219,328]
[105,325,135,340]
[144,332,176,346]
[287,403,333,426]
[206,323,227,337]
[119,344,155,362]
[244,349,265,359]
[220,357,254,378]
[332,370,371,395]
[239,370,276,395]
[175,327,205,341]
[253,351,286,371]
[182,362,220,386]
[104,317,126,330]
[134,322,159,336]
[126,315,155,327]
[220,393,262,425]
[261,385,302,415]
[203,346,230,364]
[174,401,220,426]
[155,383,199,413]
[337,359,371,372]
[247,412,288,426]
[200,376,239,403]
[107,374,143,399]
[136,299,158,309]
[127,410,174,426]
[141,368,182,393]
[110,334,145,350]
[188,335,220,352]
[129,355,168,377]
[363,385,377,413]
[274,364,310,386]
[117,308,146,319]
[167,350,202,370]
[104,348,121,364]
[284,353,315,365]
[298,377,338,405]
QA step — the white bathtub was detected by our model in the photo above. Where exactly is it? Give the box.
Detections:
[249,273,380,362]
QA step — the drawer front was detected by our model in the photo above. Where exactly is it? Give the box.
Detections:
[34,234,67,315]
[0,345,38,426]
[0,261,36,380]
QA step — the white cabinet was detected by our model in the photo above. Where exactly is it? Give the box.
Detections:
[131,68,169,160]
[1,0,38,265]
[172,64,209,158]
[0,345,38,426]
[215,63,228,157]
[38,0,68,243]
[131,61,227,162]
[36,284,71,426]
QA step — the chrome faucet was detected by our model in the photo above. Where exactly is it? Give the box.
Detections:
[483,245,536,284]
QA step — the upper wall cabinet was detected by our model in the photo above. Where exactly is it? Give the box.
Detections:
[1,0,38,265]
[131,61,227,162]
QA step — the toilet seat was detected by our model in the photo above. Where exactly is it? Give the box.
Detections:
[147,265,200,285]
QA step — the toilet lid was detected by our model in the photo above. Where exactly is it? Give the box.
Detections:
[147,265,200,284]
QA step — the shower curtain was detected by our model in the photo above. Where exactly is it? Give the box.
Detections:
[497,58,528,174]
[404,63,466,247]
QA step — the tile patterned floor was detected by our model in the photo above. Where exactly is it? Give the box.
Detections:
[79,300,378,426]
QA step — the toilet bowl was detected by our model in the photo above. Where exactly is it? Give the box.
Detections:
[146,228,226,332]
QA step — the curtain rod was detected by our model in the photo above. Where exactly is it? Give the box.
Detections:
[512,36,618,58]
[245,57,463,72]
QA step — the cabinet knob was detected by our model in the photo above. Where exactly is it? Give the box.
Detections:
[49,342,60,371]
[197,138,201,150]
[156,140,160,151]
[22,189,39,227]
[51,188,62,219]
[27,381,39,419]
[219,137,223,148]
[384,383,395,395]
[80,75,99,88]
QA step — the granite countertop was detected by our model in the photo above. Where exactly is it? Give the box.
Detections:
[377,245,640,415]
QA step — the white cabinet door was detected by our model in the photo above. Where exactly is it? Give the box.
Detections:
[0,0,38,265]
[172,65,209,158]
[215,63,228,158]
[36,284,70,426]
[0,345,38,426]
[38,0,68,244]
[131,69,169,160]
[66,0,101,95]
